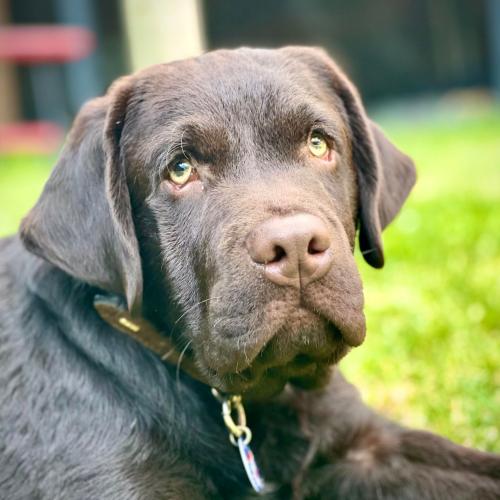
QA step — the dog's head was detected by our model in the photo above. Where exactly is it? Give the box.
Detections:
[21,47,415,399]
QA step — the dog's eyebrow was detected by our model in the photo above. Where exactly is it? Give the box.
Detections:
[166,122,231,161]
[149,120,231,176]
[280,102,346,149]
[310,117,345,150]
[165,128,194,161]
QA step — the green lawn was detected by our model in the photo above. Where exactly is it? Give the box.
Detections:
[0,109,499,452]
[0,154,54,235]
[346,110,500,452]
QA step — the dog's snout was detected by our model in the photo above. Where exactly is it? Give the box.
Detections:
[246,214,334,288]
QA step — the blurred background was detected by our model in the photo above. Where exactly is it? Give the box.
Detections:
[0,0,498,451]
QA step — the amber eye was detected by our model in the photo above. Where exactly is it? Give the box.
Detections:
[308,132,329,158]
[168,160,194,185]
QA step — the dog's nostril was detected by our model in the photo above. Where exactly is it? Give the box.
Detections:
[269,245,286,263]
[307,237,325,255]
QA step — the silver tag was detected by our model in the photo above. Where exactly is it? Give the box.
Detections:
[237,436,266,494]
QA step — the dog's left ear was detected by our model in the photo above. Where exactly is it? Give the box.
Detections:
[284,47,416,268]
[331,55,416,269]
[20,77,143,314]
[358,119,417,267]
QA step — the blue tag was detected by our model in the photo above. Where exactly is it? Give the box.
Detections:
[237,436,266,494]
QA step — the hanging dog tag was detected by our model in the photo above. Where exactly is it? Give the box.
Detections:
[237,435,266,494]
[211,389,269,495]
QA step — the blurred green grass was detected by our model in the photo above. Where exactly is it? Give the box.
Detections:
[0,154,54,234]
[347,109,500,452]
[0,109,499,451]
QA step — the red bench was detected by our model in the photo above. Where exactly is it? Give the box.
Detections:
[0,25,95,154]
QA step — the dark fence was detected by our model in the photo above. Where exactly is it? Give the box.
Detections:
[204,0,491,103]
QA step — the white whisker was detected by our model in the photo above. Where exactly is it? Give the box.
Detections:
[176,339,193,390]
[173,297,220,327]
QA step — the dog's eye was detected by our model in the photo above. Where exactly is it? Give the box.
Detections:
[168,160,195,186]
[308,132,329,158]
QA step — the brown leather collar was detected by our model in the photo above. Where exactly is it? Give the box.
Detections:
[94,295,275,494]
[94,296,271,493]
[93,294,206,384]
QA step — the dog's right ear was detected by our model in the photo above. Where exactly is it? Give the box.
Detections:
[20,77,143,315]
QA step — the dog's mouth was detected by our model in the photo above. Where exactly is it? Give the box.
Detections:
[198,314,351,399]
[194,236,366,399]
[216,349,344,400]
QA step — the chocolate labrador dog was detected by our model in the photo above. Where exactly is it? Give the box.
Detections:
[1,47,499,499]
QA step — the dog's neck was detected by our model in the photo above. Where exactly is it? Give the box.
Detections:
[93,293,206,384]
[19,244,307,494]
[92,293,271,492]
[22,250,252,490]
[26,254,205,397]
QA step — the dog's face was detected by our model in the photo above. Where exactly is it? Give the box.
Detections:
[21,48,415,399]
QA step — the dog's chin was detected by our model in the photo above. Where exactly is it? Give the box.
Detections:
[240,362,335,401]
[203,342,349,401]
[197,311,350,400]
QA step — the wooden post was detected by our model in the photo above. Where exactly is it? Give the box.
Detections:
[121,0,205,72]
[0,0,19,124]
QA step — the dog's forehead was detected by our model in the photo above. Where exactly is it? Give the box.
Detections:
[131,48,337,132]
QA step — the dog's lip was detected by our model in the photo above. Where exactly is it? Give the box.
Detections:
[200,311,346,377]
[211,356,335,397]
[245,352,323,380]
[203,320,347,396]
[205,356,321,387]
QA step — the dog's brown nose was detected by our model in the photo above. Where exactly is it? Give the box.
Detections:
[246,214,333,288]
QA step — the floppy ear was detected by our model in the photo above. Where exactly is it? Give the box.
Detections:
[330,62,416,269]
[20,77,143,315]
[347,111,416,269]
[285,47,416,268]
[367,121,417,234]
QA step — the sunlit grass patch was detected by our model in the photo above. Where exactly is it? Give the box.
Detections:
[0,154,54,235]
[344,109,500,452]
